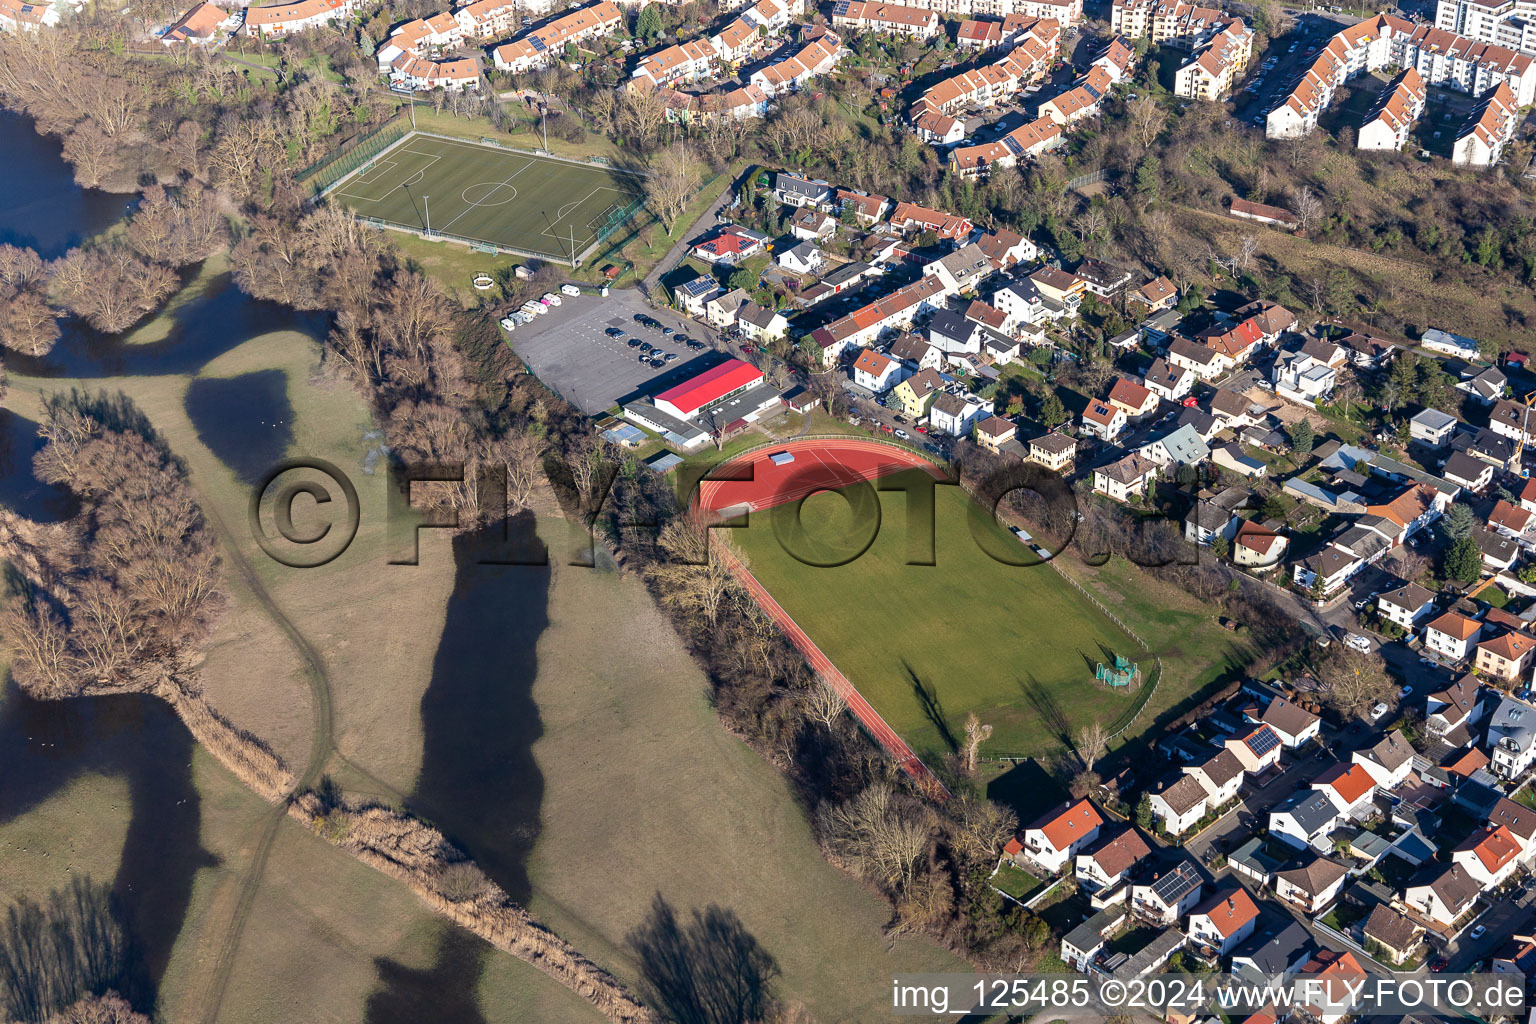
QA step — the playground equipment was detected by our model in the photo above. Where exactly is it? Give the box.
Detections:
[1095,655,1142,689]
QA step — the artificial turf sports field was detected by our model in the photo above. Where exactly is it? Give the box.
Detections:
[730,473,1148,760]
[331,133,644,261]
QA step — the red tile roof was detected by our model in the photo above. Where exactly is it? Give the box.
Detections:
[1029,798,1103,851]
[654,358,763,416]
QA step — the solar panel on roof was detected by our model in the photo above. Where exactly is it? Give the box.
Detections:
[1246,727,1279,757]
[530,36,546,50]
[1002,135,1024,156]
[1149,863,1197,903]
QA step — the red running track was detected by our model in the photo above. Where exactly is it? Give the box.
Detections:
[699,439,951,798]
[696,437,946,516]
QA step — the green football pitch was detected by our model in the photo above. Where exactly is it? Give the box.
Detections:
[731,478,1152,761]
[331,133,644,262]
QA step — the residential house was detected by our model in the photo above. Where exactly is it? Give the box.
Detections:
[1186,747,1246,809]
[1143,358,1195,401]
[890,368,945,420]
[992,277,1046,328]
[675,275,722,316]
[1211,389,1260,429]
[705,288,752,329]
[1273,348,1337,404]
[1226,724,1282,773]
[1168,337,1230,381]
[1475,631,1536,682]
[1361,905,1423,966]
[973,415,1017,451]
[1260,696,1321,749]
[1403,864,1482,927]
[975,230,1036,271]
[1452,825,1523,888]
[737,302,787,342]
[1521,477,1536,514]
[1476,526,1519,572]
[1442,451,1494,493]
[1186,888,1260,957]
[888,332,944,373]
[1017,798,1103,874]
[1423,611,1482,662]
[923,244,995,294]
[1273,856,1349,913]
[1292,547,1363,599]
[929,390,989,437]
[163,2,231,44]
[1488,797,1536,866]
[1377,582,1436,631]
[1150,775,1209,835]
[1029,431,1077,471]
[1229,921,1315,985]
[1354,731,1415,790]
[1422,327,1481,360]
[1080,399,1127,441]
[1076,827,1152,893]
[1490,498,1533,539]
[1486,693,1536,780]
[1109,378,1159,422]
[835,189,889,225]
[787,207,837,242]
[773,174,834,209]
[1139,424,1210,467]
[1060,906,1127,972]
[1184,485,1248,546]
[1295,950,1368,1024]
[692,226,768,264]
[1130,859,1204,925]
[1029,265,1086,309]
[1214,443,1268,478]
[887,201,973,241]
[1458,365,1508,405]
[1093,453,1159,502]
[1269,789,1341,852]
[852,348,905,393]
[777,241,825,275]
[1233,520,1288,570]
[1426,675,1485,743]
[490,1,623,72]
[1129,276,1179,313]
[1075,258,1132,298]
[1312,761,1378,818]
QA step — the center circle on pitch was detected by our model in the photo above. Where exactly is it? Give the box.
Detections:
[461,182,518,206]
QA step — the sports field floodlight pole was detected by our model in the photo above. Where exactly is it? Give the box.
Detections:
[424,195,431,236]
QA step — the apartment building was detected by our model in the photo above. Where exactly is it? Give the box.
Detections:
[491,0,622,72]
[1435,0,1536,56]
[830,0,940,37]
[1454,80,1519,165]
[244,0,356,37]
[909,17,1058,126]
[949,116,1063,175]
[1173,18,1253,100]
[1357,66,1426,150]
[631,38,719,88]
[1267,13,1535,139]
[749,30,843,94]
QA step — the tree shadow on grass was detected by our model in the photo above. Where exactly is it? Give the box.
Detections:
[626,893,779,1024]
[903,660,957,754]
[1019,674,1072,749]
[364,925,489,1024]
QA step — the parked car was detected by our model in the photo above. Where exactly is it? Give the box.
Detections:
[1370,702,1389,720]
[1471,924,1487,940]
[664,352,678,362]
[894,428,910,440]
[1399,685,1413,697]
[627,338,641,348]
[1345,634,1371,651]
[662,326,675,336]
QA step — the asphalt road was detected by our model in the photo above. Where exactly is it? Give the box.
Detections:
[1230,15,1352,128]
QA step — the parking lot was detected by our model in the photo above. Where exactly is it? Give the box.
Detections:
[1231,15,1346,127]
[508,289,718,414]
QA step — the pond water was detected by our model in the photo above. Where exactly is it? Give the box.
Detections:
[0,112,137,260]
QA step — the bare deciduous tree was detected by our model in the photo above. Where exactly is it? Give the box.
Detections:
[962,712,993,773]
[1127,95,1167,150]
[800,680,847,730]
[1075,721,1108,774]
